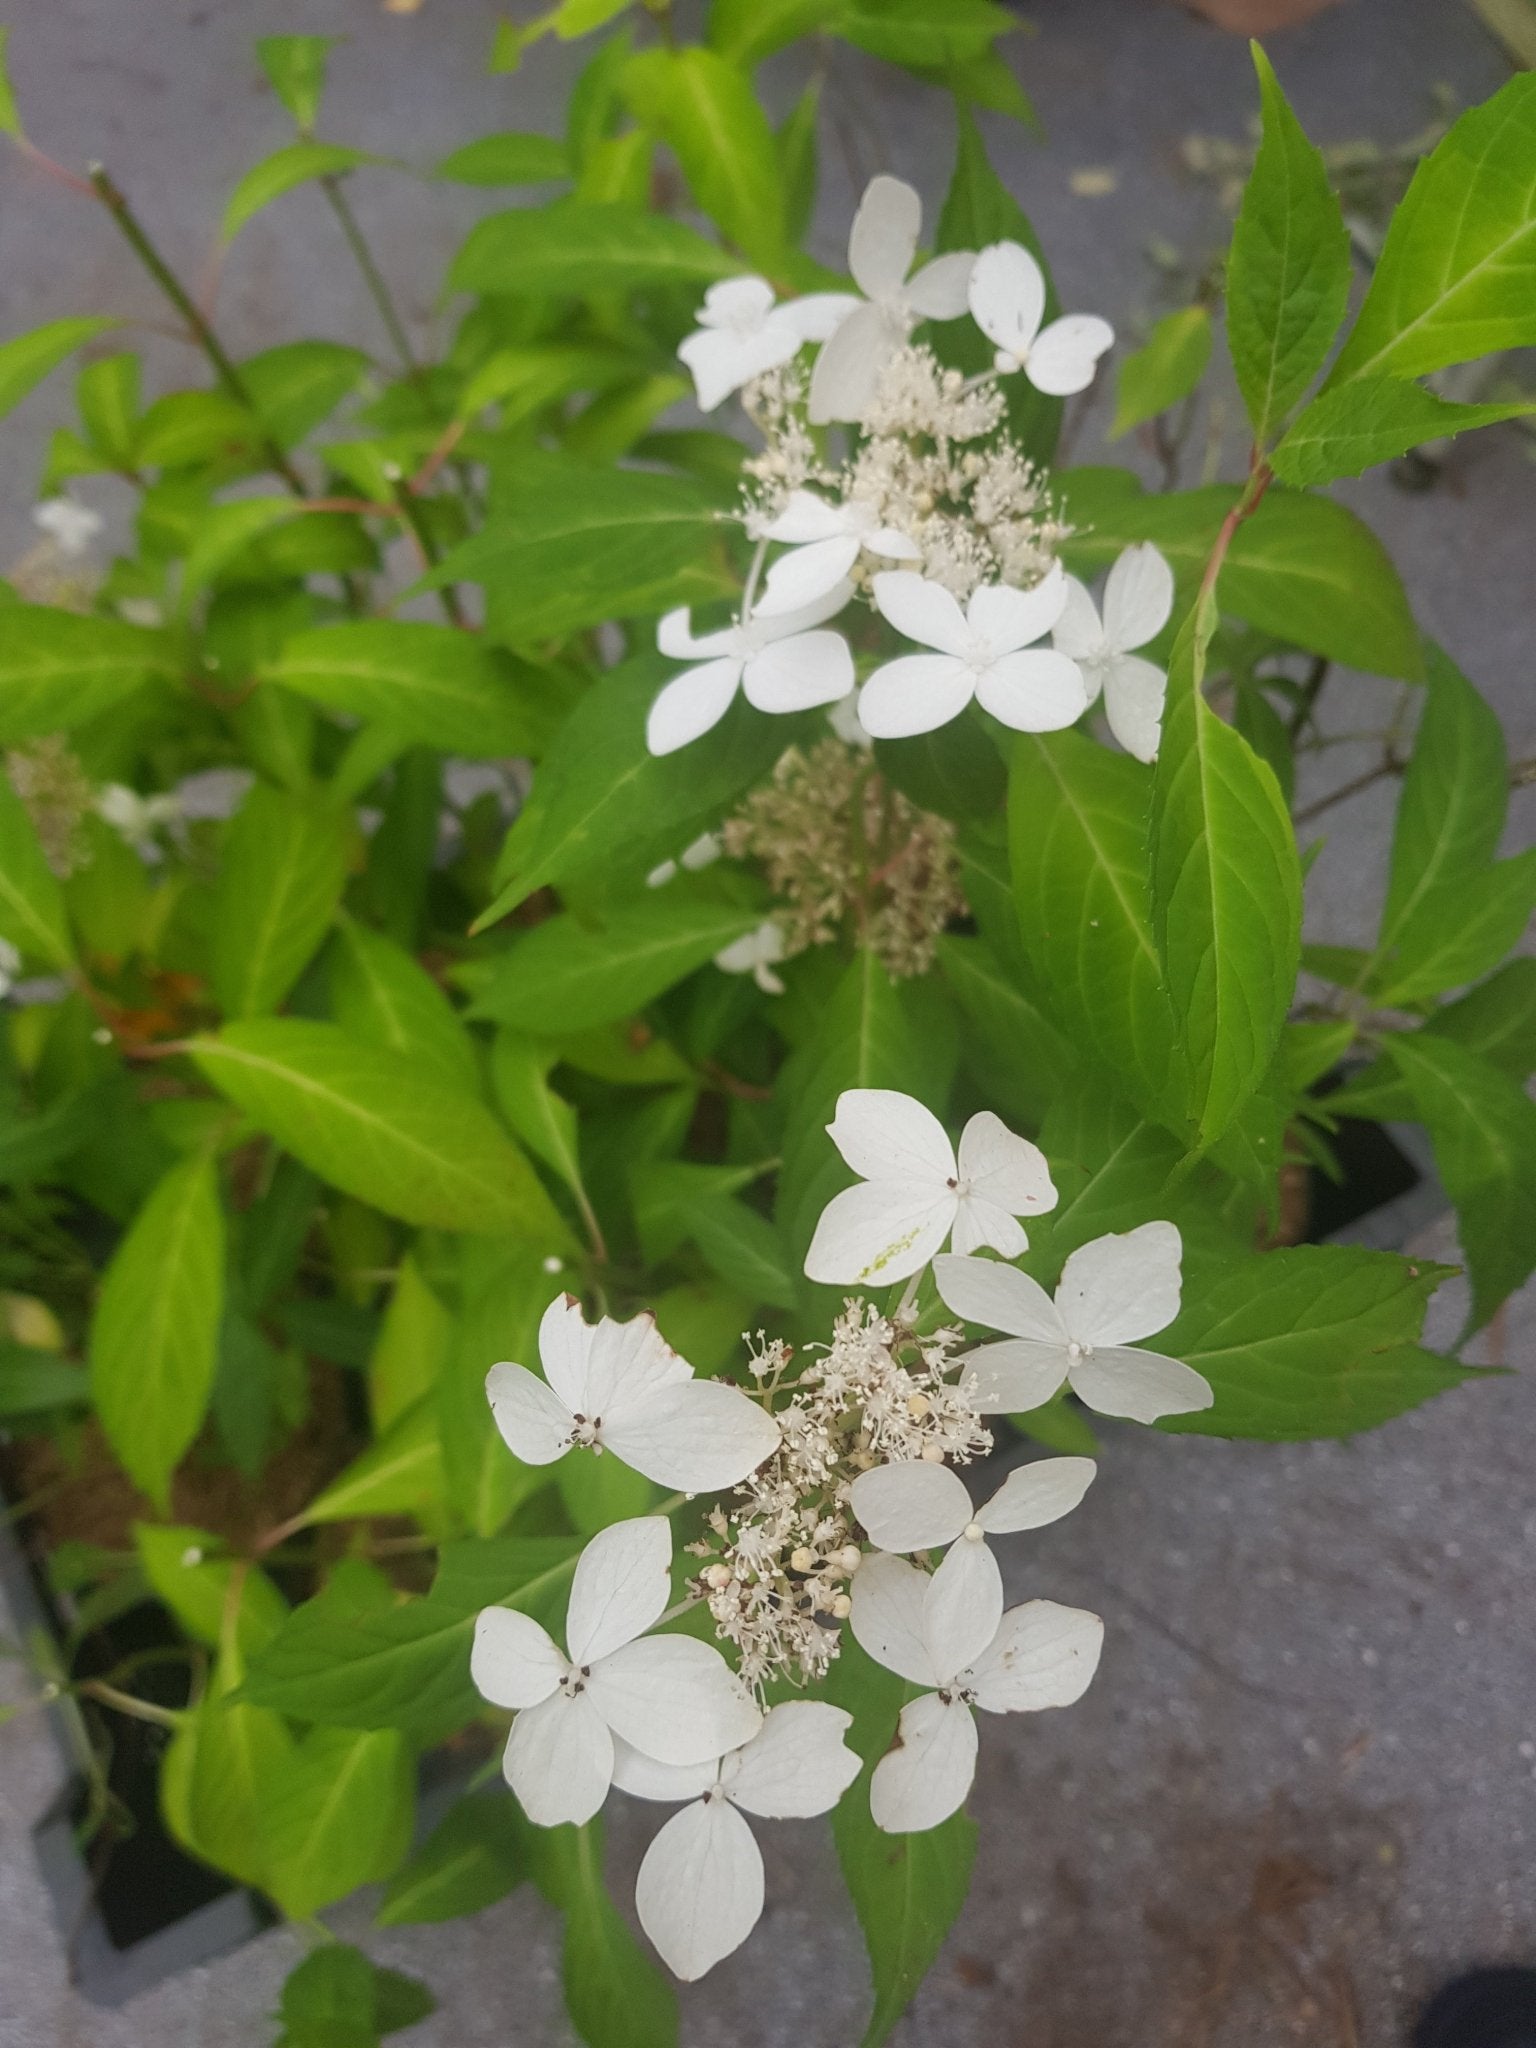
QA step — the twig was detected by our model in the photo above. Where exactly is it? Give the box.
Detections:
[319,173,421,380]
[1292,754,1403,826]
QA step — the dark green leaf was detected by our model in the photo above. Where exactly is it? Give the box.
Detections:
[376,1791,526,1926]
[264,1726,415,1920]
[536,1821,679,2048]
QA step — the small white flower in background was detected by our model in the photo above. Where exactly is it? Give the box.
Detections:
[804,1089,1057,1286]
[678,277,857,413]
[967,241,1115,396]
[934,1222,1214,1424]
[859,565,1087,740]
[116,595,163,628]
[488,1294,780,1492]
[95,783,182,858]
[826,689,873,750]
[615,1702,861,1979]
[0,938,20,1000]
[472,1516,762,1827]
[1051,543,1175,764]
[851,1454,1096,1594]
[809,176,975,425]
[172,767,254,821]
[646,831,722,889]
[647,587,855,757]
[850,1546,1103,1832]
[752,488,920,619]
[32,495,103,558]
[714,920,787,995]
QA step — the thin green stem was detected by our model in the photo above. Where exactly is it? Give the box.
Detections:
[77,1678,182,1731]
[385,465,467,627]
[319,174,421,379]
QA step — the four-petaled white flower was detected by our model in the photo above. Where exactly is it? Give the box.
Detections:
[967,241,1114,396]
[472,1516,762,1827]
[96,783,182,857]
[714,920,787,995]
[753,489,920,619]
[1051,542,1175,764]
[859,565,1087,740]
[33,494,103,557]
[809,176,975,424]
[850,1454,1096,1607]
[804,1089,1057,1287]
[487,1294,780,1492]
[850,1545,1103,1832]
[678,277,857,413]
[647,587,854,757]
[614,1702,862,1979]
[934,1222,1214,1424]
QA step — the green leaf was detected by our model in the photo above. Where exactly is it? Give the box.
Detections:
[135,1523,286,1655]
[631,1160,795,1308]
[174,1609,296,1894]
[1225,46,1350,442]
[367,1252,454,1432]
[489,1033,587,1200]
[1327,72,1536,387]
[279,1945,434,2047]
[537,1821,679,2048]
[266,621,542,758]
[1149,599,1302,1148]
[1384,1034,1536,1332]
[1271,374,1536,486]
[827,1636,977,2048]
[778,76,821,243]
[449,199,735,297]
[934,933,1079,1128]
[0,605,172,743]
[0,769,75,971]
[439,1242,556,1540]
[0,317,118,422]
[264,1726,415,1920]
[376,1790,526,1926]
[303,1395,445,1527]
[242,340,370,447]
[1111,306,1212,438]
[191,1020,573,1244]
[89,1154,225,1511]
[210,785,352,1018]
[1157,1242,1473,1439]
[221,141,376,241]
[436,130,569,183]
[1327,960,1536,1118]
[623,47,787,266]
[708,0,829,66]
[838,0,1015,69]
[471,896,759,1035]
[256,35,338,132]
[77,352,141,465]
[329,917,478,1095]
[0,1345,89,1416]
[1375,852,1536,1008]
[0,26,24,140]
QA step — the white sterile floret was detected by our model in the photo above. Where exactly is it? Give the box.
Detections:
[934,1222,1214,1424]
[809,176,975,425]
[967,241,1114,396]
[859,564,1087,741]
[471,1516,762,1828]
[850,1547,1103,1833]
[803,1089,1057,1287]
[678,277,857,413]
[714,920,787,995]
[95,783,182,857]
[33,494,103,557]
[646,831,722,889]
[615,1702,861,1979]
[752,488,920,619]
[1051,543,1175,764]
[851,1454,1096,1592]
[647,586,855,757]
[487,1294,780,1491]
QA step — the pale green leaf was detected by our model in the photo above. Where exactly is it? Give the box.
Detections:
[221,141,376,242]
[449,199,735,297]
[0,605,173,743]
[1111,306,1213,438]
[264,1725,415,1920]
[135,1523,287,1655]
[303,1395,445,1527]
[211,785,353,1017]
[0,317,118,421]
[367,1252,455,1433]
[708,0,829,67]
[0,769,75,971]
[436,130,569,183]
[266,621,543,758]
[623,46,787,266]
[0,27,24,140]
[256,35,338,132]
[329,916,478,1094]
[376,1791,525,1927]
[1272,374,1536,486]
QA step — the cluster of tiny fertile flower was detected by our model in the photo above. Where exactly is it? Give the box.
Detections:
[687,1302,989,1692]
[720,737,967,980]
[6,737,95,878]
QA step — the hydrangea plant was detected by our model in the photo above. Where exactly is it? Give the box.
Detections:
[1,9,1534,2046]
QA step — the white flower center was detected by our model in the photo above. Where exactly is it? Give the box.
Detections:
[959,635,994,676]
[1066,1340,1092,1362]
[962,1521,985,1543]
[569,1412,603,1448]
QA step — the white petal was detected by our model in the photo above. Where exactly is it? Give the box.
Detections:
[761,489,849,545]
[869,1692,978,1834]
[864,525,922,560]
[471,1607,564,1709]
[1049,574,1107,664]
[948,1198,1028,1260]
[871,570,971,657]
[536,1293,596,1408]
[646,658,743,756]
[974,1456,1096,1535]
[743,630,854,713]
[848,174,921,300]
[657,607,736,661]
[590,1635,762,1765]
[964,1338,1073,1414]
[1057,1220,1183,1347]
[485,1361,572,1466]
[602,1379,780,1491]
[745,577,855,640]
[825,1087,955,1185]
[922,1533,1003,1684]
[975,650,1088,733]
[716,922,784,978]
[857,654,975,739]
[1102,542,1174,651]
[904,250,975,320]
[565,1515,672,1667]
[956,1111,1059,1219]
[582,1310,692,1417]
[504,1688,614,1827]
[699,276,775,327]
[965,565,1067,656]
[803,1179,956,1286]
[779,290,862,343]
[635,1796,764,1981]
[1101,654,1168,764]
[933,1253,1067,1343]
[1026,313,1115,396]
[677,323,798,411]
[848,1551,936,1687]
[964,1599,1104,1714]
[610,1736,719,1803]
[968,241,1045,359]
[753,536,861,618]
[1069,1346,1213,1424]
[807,301,899,425]
[849,1462,971,1553]
[723,1701,860,1819]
